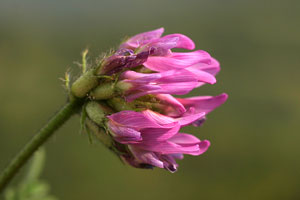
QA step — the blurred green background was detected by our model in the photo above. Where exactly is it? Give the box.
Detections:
[1,0,300,199]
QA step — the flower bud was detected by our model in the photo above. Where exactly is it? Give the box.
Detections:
[73,28,228,172]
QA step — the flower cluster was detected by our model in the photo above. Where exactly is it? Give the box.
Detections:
[73,28,227,172]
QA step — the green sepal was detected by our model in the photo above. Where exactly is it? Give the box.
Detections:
[80,104,94,144]
[85,119,113,149]
[71,69,99,98]
[89,82,116,100]
[4,149,58,200]
[85,101,106,126]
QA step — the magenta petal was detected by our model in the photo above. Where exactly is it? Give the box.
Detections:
[198,140,211,155]
[108,122,142,144]
[169,133,201,145]
[144,50,211,72]
[170,153,184,160]
[129,146,164,168]
[161,33,195,50]
[176,112,206,126]
[108,110,163,128]
[190,57,220,76]
[141,125,181,142]
[121,27,164,49]
[177,93,228,115]
[185,67,217,84]
[136,141,200,155]
[156,82,199,95]
[121,70,161,82]
[147,36,179,56]
[126,81,198,100]
[160,154,179,172]
[155,69,198,83]
[133,84,161,91]
[122,69,214,100]
[156,94,186,116]
[142,110,176,125]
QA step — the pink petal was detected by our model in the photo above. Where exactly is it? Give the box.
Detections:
[176,68,217,85]
[120,28,164,49]
[144,50,211,72]
[108,122,142,144]
[160,154,179,173]
[176,112,206,126]
[142,110,176,125]
[108,110,165,129]
[133,84,161,91]
[169,133,201,145]
[125,81,199,100]
[160,33,195,50]
[147,36,179,56]
[135,141,200,155]
[155,69,198,83]
[129,146,164,168]
[141,125,181,142]
[155,82,199,95]
[170,153,184,160]
[191,57,220,76]
[197,140,211,155]
[122,69,214,100]
[155,94,186,116]
[177,93,228,114]
[121,71,162,83]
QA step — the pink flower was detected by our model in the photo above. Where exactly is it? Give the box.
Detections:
[104,28,222,102]
[87,28,228,172]
[107,110,209,172]
[117,69,216,101]
[120,28,219,75]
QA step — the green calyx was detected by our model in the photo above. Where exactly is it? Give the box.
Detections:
[89,82,116,100]
[107,97,135,111]
[83,101,129,158]
[71,69,99,98]
[85,101,107,125]
[107,96,162,113]
[85,118,113,149]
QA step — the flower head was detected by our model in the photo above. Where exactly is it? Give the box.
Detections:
[71,28,228,172]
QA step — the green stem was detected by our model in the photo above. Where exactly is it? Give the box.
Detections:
[0,98,83,193]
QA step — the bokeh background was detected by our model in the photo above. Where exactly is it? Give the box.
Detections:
[1,0,300,199]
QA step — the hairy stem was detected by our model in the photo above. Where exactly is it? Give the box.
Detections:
[0,98,83,193]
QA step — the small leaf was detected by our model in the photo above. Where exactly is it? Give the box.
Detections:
[4,148,59,200]
[24,148,45,184]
